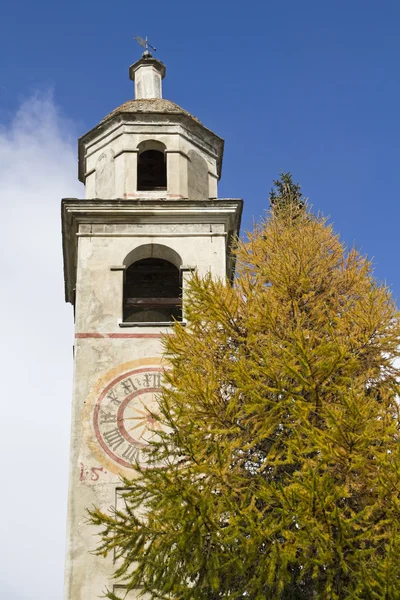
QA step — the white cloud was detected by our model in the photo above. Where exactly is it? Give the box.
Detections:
[0,93,83,600]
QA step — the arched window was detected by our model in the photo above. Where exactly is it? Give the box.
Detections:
[137,141,167,191]
[123,257,182,323]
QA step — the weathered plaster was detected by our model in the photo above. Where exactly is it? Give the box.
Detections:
[63,55,242,600]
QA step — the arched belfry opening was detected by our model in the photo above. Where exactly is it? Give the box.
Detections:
[123,245,182,323]
[137,140,167,192]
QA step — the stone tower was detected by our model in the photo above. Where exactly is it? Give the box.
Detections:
[62,51,242,599]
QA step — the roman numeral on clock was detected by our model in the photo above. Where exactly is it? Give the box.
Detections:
[103,428,124,450]
[122,444,140,463]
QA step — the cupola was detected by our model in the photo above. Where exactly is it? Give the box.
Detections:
[78,51,224,201]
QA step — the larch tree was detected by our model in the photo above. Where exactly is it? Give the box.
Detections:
[89,174,400,600]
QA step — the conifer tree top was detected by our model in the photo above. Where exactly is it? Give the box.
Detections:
[269,171,305,210]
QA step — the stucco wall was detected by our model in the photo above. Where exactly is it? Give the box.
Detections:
[63,206,239,600]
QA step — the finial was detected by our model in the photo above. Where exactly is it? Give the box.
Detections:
[129,39,166,99]
[134,35,157,58]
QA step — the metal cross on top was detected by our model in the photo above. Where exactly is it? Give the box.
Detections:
[134,35,157,55]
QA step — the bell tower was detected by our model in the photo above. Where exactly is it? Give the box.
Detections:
[62,49,242,600]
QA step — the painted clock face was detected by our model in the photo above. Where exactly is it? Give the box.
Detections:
[93,367,164,470]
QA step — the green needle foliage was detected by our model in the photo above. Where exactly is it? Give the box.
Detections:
[89,175,400,599]
[269,171,304,210]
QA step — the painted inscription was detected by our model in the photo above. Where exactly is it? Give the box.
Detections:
[79,463,107,482]
[93,368,163,469]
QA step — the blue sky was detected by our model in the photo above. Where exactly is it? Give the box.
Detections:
[1,0,399,293]
[0,2,399,599]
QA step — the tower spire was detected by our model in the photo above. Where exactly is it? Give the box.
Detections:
[130,36,166,99]
[129,54,166,100]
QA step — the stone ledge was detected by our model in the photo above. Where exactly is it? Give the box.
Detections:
[118,321,186,328]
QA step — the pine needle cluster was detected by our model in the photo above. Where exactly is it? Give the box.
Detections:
[89,178,400,599]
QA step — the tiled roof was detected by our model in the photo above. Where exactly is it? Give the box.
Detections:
[100,98,202,125]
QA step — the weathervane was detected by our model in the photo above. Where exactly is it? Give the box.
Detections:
[134,35,157,57]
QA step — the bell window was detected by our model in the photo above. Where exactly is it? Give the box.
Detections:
[137,149,167,191]
[123,257,182,323]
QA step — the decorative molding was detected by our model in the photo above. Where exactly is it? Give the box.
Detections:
[164,149,190,159]
[75,332,166,339]
[78,232,227,238]
[119,321,185,328]
[113,148,139,159]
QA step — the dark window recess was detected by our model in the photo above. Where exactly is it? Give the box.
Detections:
[137,150,167,191]
[123,258,182,323]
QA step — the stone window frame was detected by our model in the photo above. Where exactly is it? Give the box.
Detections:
[113,243,190,328]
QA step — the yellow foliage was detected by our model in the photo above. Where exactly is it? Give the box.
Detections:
[90,202,400,600]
